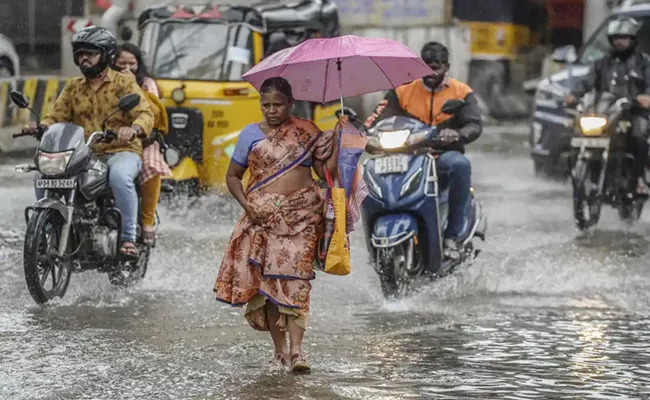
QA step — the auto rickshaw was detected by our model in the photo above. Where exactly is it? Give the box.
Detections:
[132,1,342,194]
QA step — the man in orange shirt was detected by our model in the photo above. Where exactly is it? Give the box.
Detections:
[365,42,483,261]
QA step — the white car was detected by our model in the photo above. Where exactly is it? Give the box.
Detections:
[0,34,20,77]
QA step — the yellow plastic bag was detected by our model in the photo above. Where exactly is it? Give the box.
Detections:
[316,168,351,276]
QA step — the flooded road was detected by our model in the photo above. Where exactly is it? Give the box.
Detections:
[2,125,650,399]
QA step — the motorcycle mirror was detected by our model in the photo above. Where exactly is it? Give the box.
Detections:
[441,99,466,115]
[10,91,30,109]
[118,93,141,112]
[10,90,41,120]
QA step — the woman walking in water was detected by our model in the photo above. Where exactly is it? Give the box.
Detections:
[213,77,338,372]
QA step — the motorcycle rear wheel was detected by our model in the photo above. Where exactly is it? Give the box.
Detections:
[24,209,73,304]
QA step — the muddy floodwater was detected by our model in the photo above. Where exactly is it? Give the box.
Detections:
[1,126,649,399]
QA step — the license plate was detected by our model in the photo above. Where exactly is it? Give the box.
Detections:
[374,155,410,175]
[571,137,610,148]
[36,179,75,189]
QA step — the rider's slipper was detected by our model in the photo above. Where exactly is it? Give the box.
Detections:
[119,242,138,259]
[442,239,461,261]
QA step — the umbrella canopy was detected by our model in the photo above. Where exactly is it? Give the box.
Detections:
[242,35,433,103]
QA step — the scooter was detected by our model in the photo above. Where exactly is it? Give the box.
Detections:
[359,99,487,298]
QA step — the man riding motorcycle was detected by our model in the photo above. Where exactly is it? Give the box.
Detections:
[364,41,483,261]
[564,16,650,194]
[24,26,154,258]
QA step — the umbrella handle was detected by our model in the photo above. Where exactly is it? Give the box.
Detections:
[337,58,344,116]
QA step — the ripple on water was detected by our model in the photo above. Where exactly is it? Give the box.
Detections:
[2,150,650,399]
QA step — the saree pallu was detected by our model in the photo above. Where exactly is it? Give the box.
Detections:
[214,117,334,331]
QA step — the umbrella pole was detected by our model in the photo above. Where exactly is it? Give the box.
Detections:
[337,59,343,115]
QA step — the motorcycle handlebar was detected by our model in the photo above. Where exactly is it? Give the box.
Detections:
[12,131,31,139]
[13,124,46,139]
[86,130,119,146]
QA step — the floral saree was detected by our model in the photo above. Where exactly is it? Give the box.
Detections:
[214,117,334,331]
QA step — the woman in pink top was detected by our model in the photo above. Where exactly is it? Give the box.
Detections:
[115,43,172,246]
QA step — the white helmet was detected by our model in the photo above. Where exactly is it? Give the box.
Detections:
[607,16,641,38]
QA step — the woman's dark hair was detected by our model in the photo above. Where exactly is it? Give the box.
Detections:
[260,77,293,100]
[115,42,151,87]
[421,41,449,66]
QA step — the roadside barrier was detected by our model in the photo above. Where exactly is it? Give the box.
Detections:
[0,76,69,128]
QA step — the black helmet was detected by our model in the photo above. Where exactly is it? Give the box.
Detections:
[72,26,117,78]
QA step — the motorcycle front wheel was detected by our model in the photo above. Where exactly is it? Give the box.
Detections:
[572,162,602,231]
[24,209,73,304]
[376,243,413,299]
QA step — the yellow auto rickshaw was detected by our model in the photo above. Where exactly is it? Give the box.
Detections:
[131,1,342,194]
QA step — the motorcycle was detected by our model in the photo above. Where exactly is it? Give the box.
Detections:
[359,99,487,298]
[570,91,648,230]
[10,90,157,304]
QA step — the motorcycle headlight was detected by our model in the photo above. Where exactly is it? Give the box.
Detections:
[164,146,181,167]
[379,129,410,149]
[37,150,73,175]
[579,116,607,136]
[400,168,423,198]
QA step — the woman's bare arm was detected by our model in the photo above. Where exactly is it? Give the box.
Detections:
[226,161,263,225]
[226,161,248,209]
[313,133,339,181]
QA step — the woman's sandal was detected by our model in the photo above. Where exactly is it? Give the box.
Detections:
[291,353,311,373]
[119,241,138,258]
[142,229,156,247]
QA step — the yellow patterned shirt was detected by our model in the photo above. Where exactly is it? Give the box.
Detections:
[42,68,154,156]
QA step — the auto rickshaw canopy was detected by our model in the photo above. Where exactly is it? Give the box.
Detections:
[137,1,340,36]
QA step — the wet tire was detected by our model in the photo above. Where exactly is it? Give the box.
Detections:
[376,244,412,299]
[572,163,601,231]
[108,247,149,288]
[23,209,72,304]
[618,201,644,224]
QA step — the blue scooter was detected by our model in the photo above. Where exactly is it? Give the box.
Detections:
[359,99,487,298]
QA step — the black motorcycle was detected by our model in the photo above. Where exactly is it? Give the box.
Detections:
[570,91,647,230]
[11,90,156,304]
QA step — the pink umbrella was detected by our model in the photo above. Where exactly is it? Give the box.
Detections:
[241,35,433,109]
